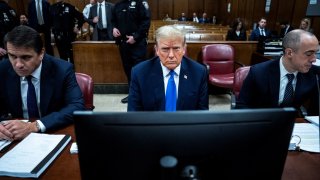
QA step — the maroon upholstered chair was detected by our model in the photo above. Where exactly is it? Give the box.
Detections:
[76,72,94,110]
[202,44,243,89]
[231,66,250,108]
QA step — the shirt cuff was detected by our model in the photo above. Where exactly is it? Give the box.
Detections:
[36,120,46,132]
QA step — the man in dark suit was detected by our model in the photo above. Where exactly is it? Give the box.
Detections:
[128,25,208,111]
[237,30,319,116]
[279,21,294,38]
[0,25,84,140]
[178,12,187,21]
[28,0,53,56]
[249,17,272,41]
[87,0,114,41]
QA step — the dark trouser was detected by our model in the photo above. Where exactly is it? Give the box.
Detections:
[53,31,76,63]
[97,29,112,41]
[34,24,53,56]
[118,39,147,88]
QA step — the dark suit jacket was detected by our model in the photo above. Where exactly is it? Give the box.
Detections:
[226,29,247,41]
[236,59,318,115]
[128,56,209,111]
[279,25,294,38]
[249,28,271,41]
[28,0,51,28]
[0,55,84,130]
[88,2,114,41]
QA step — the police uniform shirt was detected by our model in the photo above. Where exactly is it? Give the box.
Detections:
[112,0,150,42]
[50,1,84,32]
[0,1,18,48]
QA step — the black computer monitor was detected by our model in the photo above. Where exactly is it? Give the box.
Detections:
[74,108,296,180]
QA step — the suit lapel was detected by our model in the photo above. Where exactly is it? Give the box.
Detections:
[39,57,54,116]
[151,58,165,110]
[7,68,23,116]
[177,58,188,110]
[268,60,281,106]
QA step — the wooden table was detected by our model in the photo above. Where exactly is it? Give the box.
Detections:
[0,124,319,180]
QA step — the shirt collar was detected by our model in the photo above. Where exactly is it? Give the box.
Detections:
[160,60,181,78]
[279,56,298,78]
[23,62,42,81]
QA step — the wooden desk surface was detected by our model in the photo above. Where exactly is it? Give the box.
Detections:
[0,124,319,180]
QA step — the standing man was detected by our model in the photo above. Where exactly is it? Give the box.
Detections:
[237,30,319,116]
[112,0,151,103]
[0,0,18,60]
[88,0,114,41]
[128,25,208,111]
[249,17,271,41]
[0,25,84,140]
[82,0,97,20]
[28,0,53,56]
[50,0,84,63]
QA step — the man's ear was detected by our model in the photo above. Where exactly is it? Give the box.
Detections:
[285,48,293,57]
[154,45,159,56]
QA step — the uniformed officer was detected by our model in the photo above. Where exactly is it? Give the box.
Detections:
[50,0,84,63]
[0,0,18,60]
[112,0,151,103]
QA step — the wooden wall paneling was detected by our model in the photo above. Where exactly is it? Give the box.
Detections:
[203,0,218,22]
[188,0,204,20]
[274,0,294,34]
[218,0,228,25]
[158,0,174,19]
[244,0,255,30]
[173,0,188,19]
[312,17,320,39]
[252,0,266,27]
[291,0,308,28]
[228,0,239,26]
[265,0,279,34]
[148,0,159,20]
[236,0,247,23]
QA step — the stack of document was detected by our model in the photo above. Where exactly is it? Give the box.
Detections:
[0,133,71,178]
[290,116,319,153]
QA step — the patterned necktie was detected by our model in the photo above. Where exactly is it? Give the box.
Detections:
[36,0,44,25]
[261,29,265,36]
[165,71,176,111]
[98,3,103,29]
[27,76,40,119]
[281,74,295,107]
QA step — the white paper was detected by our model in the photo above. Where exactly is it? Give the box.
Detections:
[0,140,12,151]
[0,133,70,178]
[291,123,320,153]
[304,116,319,126]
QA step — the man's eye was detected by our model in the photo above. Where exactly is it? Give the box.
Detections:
[305,52,315,56]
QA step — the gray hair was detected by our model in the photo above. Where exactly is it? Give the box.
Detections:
[155,25,186,45]
[282,29,315,52]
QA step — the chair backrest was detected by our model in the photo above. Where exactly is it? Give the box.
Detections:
[76,72,94,110]
[233,66,250,99]
[202,44,235,75]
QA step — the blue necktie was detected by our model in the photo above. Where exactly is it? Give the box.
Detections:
[98,3,103,29]
[165,70,176,111]
[27,76,40,119]
[281,74,294,107]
